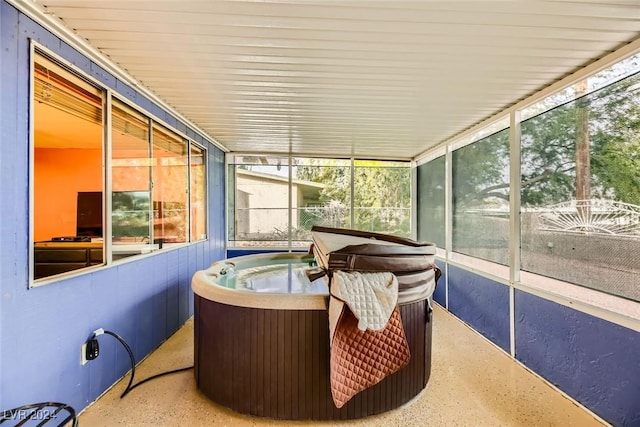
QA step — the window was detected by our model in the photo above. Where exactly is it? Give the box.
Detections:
[227,156,290,247]
[228,156,411,248]
[417,155,446,248]
[190,145,207,241]
[152,124,189,244]
[31,49,208,283]
[416,51,640,308]
[32,52,105,279]
[452,128,510,265]
[521,70,640,303]
[293,158,352,246]
[353,160,411,237]
[111,99,152,258]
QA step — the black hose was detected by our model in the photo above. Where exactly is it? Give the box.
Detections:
[127,366,194,393]
[101,330,136,398]
[97,329,193,398]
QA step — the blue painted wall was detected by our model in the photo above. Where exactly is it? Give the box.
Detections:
[515,291,640,427]
[447,265,511,352]
[429,257,640,427]
[417,170,640,426]
[0,1,225,413]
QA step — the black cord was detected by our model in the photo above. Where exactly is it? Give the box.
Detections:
[101,330,136,398]
[96,329,193,398]
[127,366,194,393]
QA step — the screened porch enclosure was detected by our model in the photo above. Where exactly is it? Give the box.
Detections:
[2,1,640,426]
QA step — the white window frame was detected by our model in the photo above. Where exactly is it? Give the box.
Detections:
[415,44,640,334]
[29,42,209,288]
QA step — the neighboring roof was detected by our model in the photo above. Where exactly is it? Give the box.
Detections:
[236,168,324,200]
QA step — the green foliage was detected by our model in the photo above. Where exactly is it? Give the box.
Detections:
[112,191,151,238]
[297,162,351,204]
[521,104,578,206]
[521,72,640,207]
[592,134,640,205]
[295,160,411,236]
[589,79,640,205]
[417,156,446,247]
[452,129,510,209]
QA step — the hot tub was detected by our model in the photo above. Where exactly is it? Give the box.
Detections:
[192,252,436,420]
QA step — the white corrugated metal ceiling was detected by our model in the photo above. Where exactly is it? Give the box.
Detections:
[30,0,640,159]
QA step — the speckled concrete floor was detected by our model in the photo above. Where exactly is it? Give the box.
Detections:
[79,305,608,427]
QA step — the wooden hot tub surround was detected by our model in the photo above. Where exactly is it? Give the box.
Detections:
[192,252,438,420]
[194,295,432,420]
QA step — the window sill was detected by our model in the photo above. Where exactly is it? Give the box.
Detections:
[448,251,510,282]
[518,271,640,332]
[438,252,640,332]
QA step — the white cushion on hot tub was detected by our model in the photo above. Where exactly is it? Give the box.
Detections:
[331,271,398,332]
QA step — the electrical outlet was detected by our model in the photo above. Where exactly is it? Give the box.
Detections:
[81,338,100,365]
[81,342,88,365]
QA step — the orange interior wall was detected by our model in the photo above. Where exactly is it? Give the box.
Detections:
[112,148,151,191]
[35,149,194,241]
[34,148,102,241]
[153,164,188,204]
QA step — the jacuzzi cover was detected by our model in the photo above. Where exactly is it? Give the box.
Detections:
[310,226,440,302]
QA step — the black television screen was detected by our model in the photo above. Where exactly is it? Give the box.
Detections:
[77,191,103,237]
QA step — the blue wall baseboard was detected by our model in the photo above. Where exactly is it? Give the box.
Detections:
[441,260,640,427]
[447,265,511,352]
[515,290,640,427]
